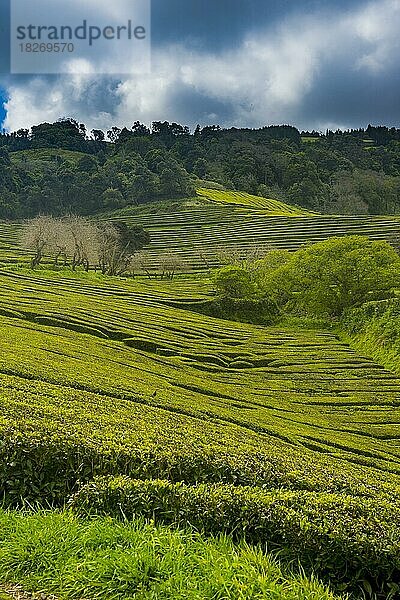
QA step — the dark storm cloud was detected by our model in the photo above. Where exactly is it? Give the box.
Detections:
[163,85,236,125]
[151,0,367,50]
[0,0,399,131]
[300,65,400,130]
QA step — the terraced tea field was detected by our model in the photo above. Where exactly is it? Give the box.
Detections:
[2,194,400,597]
[3,190,400,273]
[1,265,400,595]
[0,223,25,266]
[1,268,400,492]
[108,190,400,270]
[197,188,312,213]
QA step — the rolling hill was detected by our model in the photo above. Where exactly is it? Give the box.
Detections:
[106,189,400,271]
[1,190,400,597]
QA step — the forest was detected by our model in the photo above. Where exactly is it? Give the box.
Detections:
[1,119,400,218]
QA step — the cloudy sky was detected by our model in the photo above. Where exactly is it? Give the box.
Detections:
[0,0,399,132]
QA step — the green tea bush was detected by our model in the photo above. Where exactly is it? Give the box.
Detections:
[69,476,400,596]
[189,297,279,324]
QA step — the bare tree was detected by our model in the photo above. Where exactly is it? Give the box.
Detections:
[216,243,271,271]
[130,251,146,278]
[21,215,55,268]
[198,248,214,270]
[63,215,99,272]
[97,223,130,276]
[160,252,184,280]
[135,251,156,279]
[21,215,150,277]
[46,217,69,267]
[216,245,242,267]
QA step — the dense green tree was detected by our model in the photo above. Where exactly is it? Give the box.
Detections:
[91,129,105,143]
[78,155,98,173]
[193,158,208,179]
[213,266,257,299]
[3,120,400,218]
[0,191,20,219]
[30,119,87,151]
[114,222,150,252]
[265,236,400,315]
[107,127,122,143]
[101,188,126,210]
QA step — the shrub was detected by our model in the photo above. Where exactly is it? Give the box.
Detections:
[342,298,400,375]
[189,297,279,324]
[69,476,400,596]
[213,266,257,299]
[255,249,291,275]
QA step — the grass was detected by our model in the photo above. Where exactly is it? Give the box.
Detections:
[69,476,400,591]
[0,510,339,600]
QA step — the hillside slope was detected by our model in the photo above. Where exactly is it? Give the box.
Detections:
[0,269,400,490]
[197,188,313,214]
[105,191,400,271]
[2,192,400,273]
[2,201,400,596]
[0,267,400,595]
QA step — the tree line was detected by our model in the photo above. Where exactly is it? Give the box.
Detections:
[2,118,400,218]
[22,215,150,276]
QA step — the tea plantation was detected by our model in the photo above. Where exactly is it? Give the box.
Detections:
[107,189,400,271]
[1,195,400,598]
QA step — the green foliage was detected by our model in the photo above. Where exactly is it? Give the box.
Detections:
[0,268,400,508]
[211,237,400,318]
[2,230,400,597]
[4,120,400,216]
[30,119,87,151]
[213,266,257,299]
[342,297,400,376]
[189,296,279,325]
[255,249,292,274]
[101,188,126,209]
[114,222,150,252]
[77,154,98,173]
[0,144,194,219]
[264,236,400,315]
[0,510,337,600]
[97,195,400,274]
[70,476,400,595]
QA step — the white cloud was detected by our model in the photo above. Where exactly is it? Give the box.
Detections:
[3,0,400,132]
[3,77,118,131]
[352,0,400,72]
